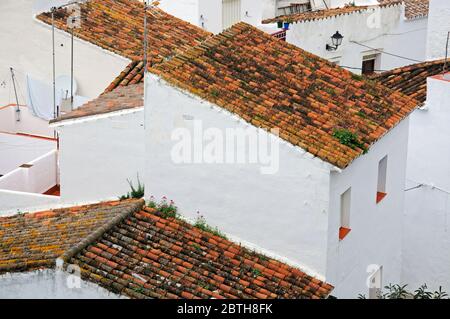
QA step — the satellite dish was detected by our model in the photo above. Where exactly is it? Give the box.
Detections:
[56,75,77,99]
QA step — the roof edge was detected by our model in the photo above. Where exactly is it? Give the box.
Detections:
[57,199,145,264]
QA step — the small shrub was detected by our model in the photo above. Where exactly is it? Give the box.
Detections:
[148,196,179,219]
[194,213,227,239]
[333,129,367,153]
[119,175,145,200]
[358,283,449,299]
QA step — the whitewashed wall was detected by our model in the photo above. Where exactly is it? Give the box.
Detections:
[0,106,54,138]
[0,133,56,176]
[426,0,450,60]
[0,150,57,193]
[160,0,278,34]
[327,119,410,298]
[145,76,332,277]
[0,190,60,216]
[0,269,121,299]
[285,4,427,74]
[56,110,144,203]
[402,75,450,291]
[0,0,129,108]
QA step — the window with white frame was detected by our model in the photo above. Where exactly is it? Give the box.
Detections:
[362,53,380,75]
[376,155,388,203]
[339,187,351,240]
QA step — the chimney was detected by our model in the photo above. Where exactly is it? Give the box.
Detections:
[426,0,450,60]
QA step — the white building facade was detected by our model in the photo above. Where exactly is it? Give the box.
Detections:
[278,2,428,75]
[402,74,450,292]
[144,74,411,298]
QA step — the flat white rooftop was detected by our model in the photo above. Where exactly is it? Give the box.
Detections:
[0,132,56,176]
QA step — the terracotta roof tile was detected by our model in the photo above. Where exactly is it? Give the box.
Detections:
[0,199,141,274]
[379,0,429,19]
[150,23,419,168]
[0,200,334,299]
[70,206,333,299]
[37,0,211,62]
[371,59,446,104]
[263,2,403,24]
[50,83,144,123]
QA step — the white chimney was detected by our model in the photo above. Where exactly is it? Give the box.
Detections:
[426,0,450,60]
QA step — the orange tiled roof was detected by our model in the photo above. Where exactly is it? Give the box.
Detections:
[262,2,402,24]
[50,83,144,123]
[379,0,429,19]
[371,59,446,104]
[150,23,418,169]
[104,61,145,93]
[0,200,141,274]
[0,200,333,299]
[69,206,333,299]
[37,0,211,63]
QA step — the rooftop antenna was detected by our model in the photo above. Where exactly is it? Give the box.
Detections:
[9,67,20,122]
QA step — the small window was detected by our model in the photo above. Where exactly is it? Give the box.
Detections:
[339,188,351,240]
[362,54,379,75]
[377,156,388,203]
[368,265,383,299]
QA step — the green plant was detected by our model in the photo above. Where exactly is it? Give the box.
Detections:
[148,196,179,219]
[251,268,262,278]
[358,283,449,299]
[194,213,227,239]
[332,129,367,153]
[351,73,363,81]
[119,174,145,200]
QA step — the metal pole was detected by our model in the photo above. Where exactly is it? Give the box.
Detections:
[143,1,148,130]
[71,19,74,111]
[143,1,148,75]
[9,67,20,122]
[444,32,450,74]
[51,8,57,120]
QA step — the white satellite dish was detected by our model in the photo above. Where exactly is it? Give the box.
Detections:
[56,75,77,99]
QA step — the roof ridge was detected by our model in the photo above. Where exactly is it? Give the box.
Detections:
[371,58,446,78]
[57,199,145,265]
[263,1,403,24]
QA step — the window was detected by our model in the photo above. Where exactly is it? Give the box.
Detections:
[361,54,379,75]
[368,265,383,299]
[339,188,351,240]
[377,156,388,203]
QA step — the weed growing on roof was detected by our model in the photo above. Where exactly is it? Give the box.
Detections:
[210,88,220,98]
[119,174,145,200]
[194,212,227,239]
[351,73,363,81]
[332,129,368,153]
[148,196,179,219]
[191,243,202,252]
[251,268,262,278]
[356,110,367,119]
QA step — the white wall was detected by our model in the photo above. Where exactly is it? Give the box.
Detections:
[0,0,129,109]
[0,105,54,138]
[285,4,427,74]
[0,133,56,176]
[0,149,58,194]
[426,0,450,60]
[160,0,278,34]
[145,76,332,277]
[159,0,200,28]
[57,110,144,203]
[0,269,121,299]
[327,119,410,298]
[0,190,59,216]
[402,75,450,291]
